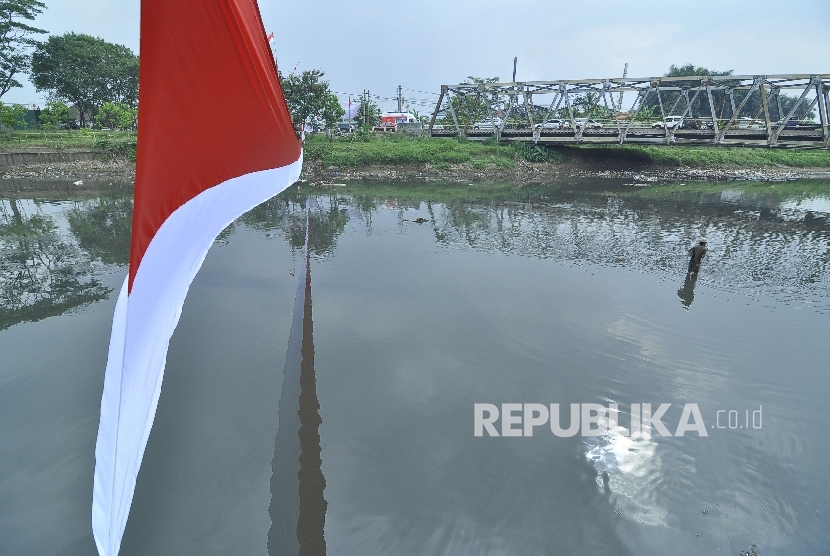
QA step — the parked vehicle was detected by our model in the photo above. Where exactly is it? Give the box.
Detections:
[697,118,714,130]
[573,118,603,129]
[472,117,502,130]
[534,119,565,130]
[736,117,765,130]
[652,116,683,129]
[337,121,359,133]
[775,119,821,130]
[680,118,701,130]
[375,112,419,132]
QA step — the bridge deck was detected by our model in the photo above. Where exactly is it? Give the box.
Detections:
[428,128,825,148]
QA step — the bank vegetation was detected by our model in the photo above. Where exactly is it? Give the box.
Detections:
[304,133,830,169]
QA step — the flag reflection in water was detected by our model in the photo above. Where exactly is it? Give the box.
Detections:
[269,210,327,556]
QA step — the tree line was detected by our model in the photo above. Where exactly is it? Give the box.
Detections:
[1,1,137,130]
[1,2,372,133]
[639,64,813,123]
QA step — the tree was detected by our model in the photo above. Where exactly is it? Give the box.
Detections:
[0,0,46,98]
[0,100,26,128]
[94,101,136,130]
[0,198,110,330]
[644,64,815,123]
[37,98,68,129]
[279,69,344,129]
[241,194,350,258]
[639,64,735,121]
[356,98,380,127]
[67,198,132,266]
[556,91,617,120]
[30,33,138,126]
[445,76,501,128]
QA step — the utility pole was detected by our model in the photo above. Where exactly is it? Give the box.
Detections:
[397,85,403,112]
[364,89,370,126]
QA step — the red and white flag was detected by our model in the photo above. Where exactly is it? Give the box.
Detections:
[92,1,301,554]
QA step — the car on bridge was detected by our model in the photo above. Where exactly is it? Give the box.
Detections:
[573,118,603,129]
[652,116,709,130]
[774,119,820,129]
[736,117,766,130]
[534,119,566,130]
[652,116,684,129]
[472,117,502,130]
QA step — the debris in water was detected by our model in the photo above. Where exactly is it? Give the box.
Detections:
[74,180,84,186]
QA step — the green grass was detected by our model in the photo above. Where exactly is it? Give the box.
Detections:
[4,128,828,169]
[305,133,830,169]
[303,133,564,167]
[0,129,137,159]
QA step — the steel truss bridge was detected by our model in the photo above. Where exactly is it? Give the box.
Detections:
[427,74,830,148]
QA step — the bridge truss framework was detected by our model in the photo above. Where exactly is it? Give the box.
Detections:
[427,74,830,148]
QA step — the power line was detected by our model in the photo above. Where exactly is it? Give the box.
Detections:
[402,88,440,96]
[331,90,435,107]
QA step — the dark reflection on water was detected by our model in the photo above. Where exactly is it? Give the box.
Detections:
[677,273,698,308]
[402,182,830,310]
[66,197,132,266]
[0,198,119,330]
[241,190,350,258]
[7,181,827,318]
[269,215,327,556]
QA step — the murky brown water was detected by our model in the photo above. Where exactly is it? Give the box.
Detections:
[1,180,829,555]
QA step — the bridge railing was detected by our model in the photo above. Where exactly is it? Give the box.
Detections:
[427,74,830,148]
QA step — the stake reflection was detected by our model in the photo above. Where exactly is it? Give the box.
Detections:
[269,214,326,555]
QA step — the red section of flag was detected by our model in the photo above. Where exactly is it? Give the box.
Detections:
[131,0,300,291]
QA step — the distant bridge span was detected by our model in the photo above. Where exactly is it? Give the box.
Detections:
[427,74,830,148]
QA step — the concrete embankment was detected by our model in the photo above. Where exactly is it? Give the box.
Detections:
[0,149,99,166]
[0,149,135,194]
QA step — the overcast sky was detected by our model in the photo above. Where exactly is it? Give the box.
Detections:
[5,0,830,114]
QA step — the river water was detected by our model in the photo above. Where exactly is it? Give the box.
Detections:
[1,180,829,556]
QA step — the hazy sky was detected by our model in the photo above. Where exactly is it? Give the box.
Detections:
[5,0,830,114]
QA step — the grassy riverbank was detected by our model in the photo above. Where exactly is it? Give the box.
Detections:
[305,133,830,169]
[303,133,560,168]
[2,129,830,171]
[0,130,137,159]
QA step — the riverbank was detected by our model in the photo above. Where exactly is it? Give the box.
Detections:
[3,132,830,194]
[301,133,830,184]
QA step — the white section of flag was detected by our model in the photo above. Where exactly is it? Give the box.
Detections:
[92,155,302,556]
